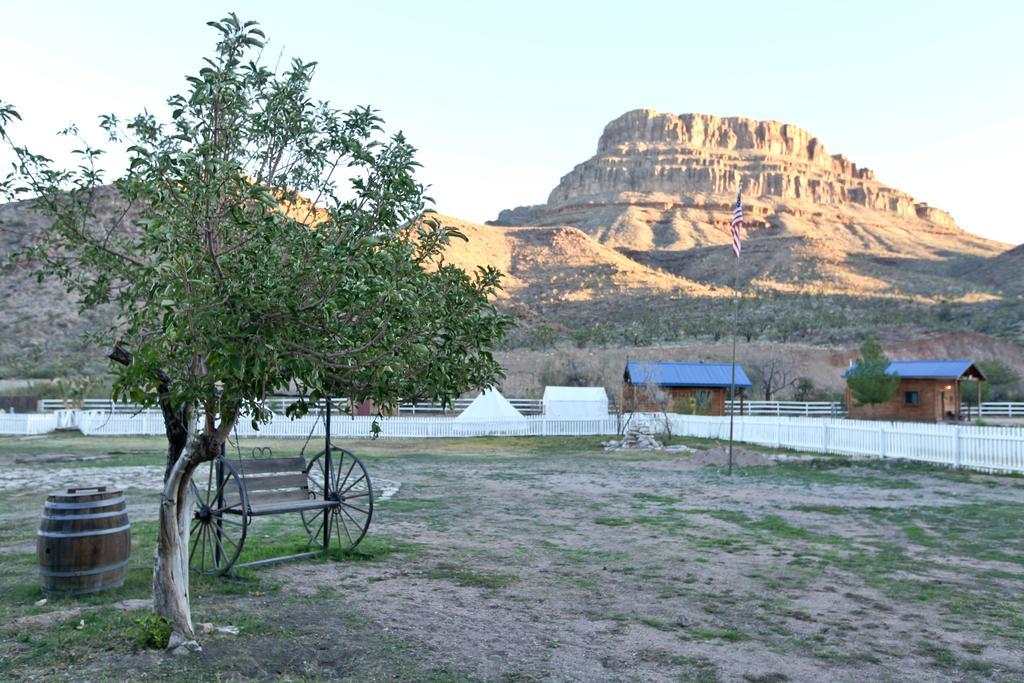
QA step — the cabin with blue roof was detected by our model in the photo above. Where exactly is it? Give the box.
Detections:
[844,359,986,422]
[623,360,751,415]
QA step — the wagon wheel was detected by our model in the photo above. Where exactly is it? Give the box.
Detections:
[189,456,248,575]
[301,448,373,552]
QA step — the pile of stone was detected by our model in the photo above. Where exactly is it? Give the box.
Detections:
[604,420,662,451]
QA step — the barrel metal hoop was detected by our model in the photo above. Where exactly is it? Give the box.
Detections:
[38,557,130,578]
[44,496,127,510]
[37,523,131,539]
[41,510,126,522]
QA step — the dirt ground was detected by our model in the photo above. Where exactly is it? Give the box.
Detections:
[1,434,1023,682]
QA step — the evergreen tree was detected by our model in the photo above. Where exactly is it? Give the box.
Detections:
[846,337,900,408]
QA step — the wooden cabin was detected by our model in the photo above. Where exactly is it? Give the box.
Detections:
[844,359,986,422]
[622,361,751,416]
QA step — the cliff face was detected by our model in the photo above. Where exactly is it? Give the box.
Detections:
[493,108,966,248]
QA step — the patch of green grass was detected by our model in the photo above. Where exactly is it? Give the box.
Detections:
[707,510,850,548]
[326,534,425,563]
[689,627,748,642]
[131,613,171,649]
[423,563,518,589]
[637,649,720,681]
[903,524,934,545]
[792,504,848,515]
[594,516,630,526]
[633,492,680,504]
[638,615,684,631]
[742,461,922,489]
[914,640,958,668]
[379,497,447,513]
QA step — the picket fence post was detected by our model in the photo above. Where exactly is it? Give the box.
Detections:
[954,425,962,468]
[879,424,887,459]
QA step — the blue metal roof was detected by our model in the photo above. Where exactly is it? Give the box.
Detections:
[885,359,984,380]
[843,359,985,380]
[625,361,752,388]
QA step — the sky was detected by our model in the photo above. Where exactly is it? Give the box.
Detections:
[1,0,1021,244]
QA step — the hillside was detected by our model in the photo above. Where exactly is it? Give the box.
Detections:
[0,109,1020,381]
[970,244,1024,294]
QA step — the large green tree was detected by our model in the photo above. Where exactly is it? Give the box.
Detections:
[846,336,900,413]
[1,15,508,652]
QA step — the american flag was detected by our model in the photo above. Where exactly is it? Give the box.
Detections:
[730,192,743,258]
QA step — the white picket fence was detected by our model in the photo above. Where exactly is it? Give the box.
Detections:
[38,397,545,416]
[0,413,59,435]
[653,414,1024,474]
[77,411,621,440]
[7,408,1024,475]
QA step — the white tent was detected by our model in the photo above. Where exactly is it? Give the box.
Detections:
[455,389,526,422]
[543,386,609,418]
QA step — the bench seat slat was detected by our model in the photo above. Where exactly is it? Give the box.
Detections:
[240,473,309,493]
[224,488,319,509]
[249,499,335,516]
[228,457,306,475]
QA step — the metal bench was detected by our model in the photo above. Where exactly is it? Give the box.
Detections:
[189,445,373,575]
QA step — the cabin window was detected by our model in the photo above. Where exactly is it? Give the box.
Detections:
[905,391,919,406]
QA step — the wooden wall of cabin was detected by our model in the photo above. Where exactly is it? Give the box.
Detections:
[846,378,960,422]
[621,385,726,415]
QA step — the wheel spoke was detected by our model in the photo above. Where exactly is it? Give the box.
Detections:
[199,523,208,572]
[211,527,229,568]
[205,461,214,504]
[344,491,371,499]
[336,508,355,545]
[340,501,369,515]
[189,523,203,565]
[208,473,234,509]
[335,458,357,492]
[339,473,366,497]
[334,511,344,548]
[304,509,327,547]
[340,504,366,535]
[219,529,240,550]
[190,480,203,507]
[308,473,325,497]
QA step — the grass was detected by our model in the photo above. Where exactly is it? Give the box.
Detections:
[2,434,1023,680]
[423,563,519,589]
[689,627,748,642]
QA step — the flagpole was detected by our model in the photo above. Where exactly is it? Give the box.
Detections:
[727,185,743,476]
[728,274,739,476]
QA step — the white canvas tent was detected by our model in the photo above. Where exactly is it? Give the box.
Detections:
[543,386,609,418]
[455,389,526,422]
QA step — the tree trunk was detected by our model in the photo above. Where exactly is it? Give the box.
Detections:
[108,345,235,653]
[154,427,205,653]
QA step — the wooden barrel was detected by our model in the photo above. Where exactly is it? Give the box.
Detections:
[37,486,131,595]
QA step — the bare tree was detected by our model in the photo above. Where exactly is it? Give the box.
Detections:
[749,356,800,401]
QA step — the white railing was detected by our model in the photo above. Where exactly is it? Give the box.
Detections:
[76,411,618,439]
[959,402,1024,418]
[650,413,1024,474]
[38,397,545,416]
[724,401,846,417]
[0,412,59,435]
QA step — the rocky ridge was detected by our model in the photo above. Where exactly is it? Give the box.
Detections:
[490,109,1008,294]
[494,110,979,244]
